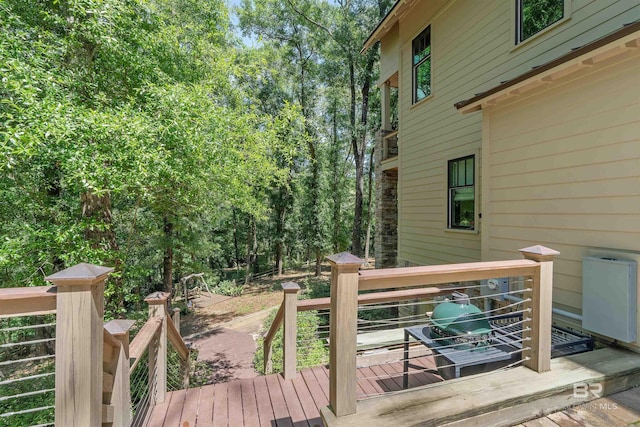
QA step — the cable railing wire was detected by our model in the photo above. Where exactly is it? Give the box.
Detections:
[130,347,156,427]
[0,315,56,427]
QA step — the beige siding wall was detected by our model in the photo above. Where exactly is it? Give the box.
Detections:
[379,24,400,84]
[394,0,640,266]
[482,52,640,314]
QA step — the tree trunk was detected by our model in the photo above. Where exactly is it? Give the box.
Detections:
[331,97,341,253]
[162,216,174,295]
[364,148,375,265]
[81,190,124,312]
[274,189,288,276]
[245,216,257,286]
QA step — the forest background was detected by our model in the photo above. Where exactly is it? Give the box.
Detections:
[0,0,393,317]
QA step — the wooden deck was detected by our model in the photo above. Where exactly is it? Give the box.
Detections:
[146,355,442,427]
[519,386,640,426]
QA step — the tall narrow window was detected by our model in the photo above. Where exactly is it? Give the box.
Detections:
[516,0,564,43]
[448,155,475,230]
[412,26,431,103]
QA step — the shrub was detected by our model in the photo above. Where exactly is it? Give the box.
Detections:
[212,280,243,297]
[254,307,328,375]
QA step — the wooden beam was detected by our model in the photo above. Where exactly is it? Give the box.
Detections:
[0,286,57,318]
[263,303,284,374]
[282,282,300,380]
[520,246,558,373]
[327,252,363,417]
[129,317,162,373]
[358,259,538,291]
[104,319,135,427]
[145,292,170,403]
[46,263,113,427]
[167,318,189,362]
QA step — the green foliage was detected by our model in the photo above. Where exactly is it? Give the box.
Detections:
[520,0,564,41]
[254,306,328,375]
[212,280,244,297]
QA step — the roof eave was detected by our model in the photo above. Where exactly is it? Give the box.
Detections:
[456,21,640,114]
[361,0,415,54]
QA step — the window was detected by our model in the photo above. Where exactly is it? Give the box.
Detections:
[412,26,431,103]
[516,0,564,43]
[448,155,475,230]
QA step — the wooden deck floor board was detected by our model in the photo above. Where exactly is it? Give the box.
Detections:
[277,374,310,427]
[266,374,294,427]
[291,374,323,426]
[310,366,330,401]
[240,378,260,427]
[227,380,244,427]
[253,376,275,427]
[300,368,329,409]
[212,382,228,427]
[180,387,200,427]
[147,354,441,427]
[196,384,215,426]
[163,389,187,427]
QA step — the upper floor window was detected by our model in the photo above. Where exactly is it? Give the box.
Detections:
[448,155,474,230]
[516,0,564,43]
[412,26,431,103]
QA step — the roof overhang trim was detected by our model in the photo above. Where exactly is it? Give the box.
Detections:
[456,22,640,114]
[361,0,418,54]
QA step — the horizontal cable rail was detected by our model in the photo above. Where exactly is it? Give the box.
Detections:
[290,280,536,399]
[0,314,56,427]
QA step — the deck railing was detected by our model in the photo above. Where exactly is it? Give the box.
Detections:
[0,264,190,427]
[264,245,558,420]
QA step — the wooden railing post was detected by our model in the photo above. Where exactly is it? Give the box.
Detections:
[519,245,559,373]
[104,319,136,427]
[145,292,170,403]
[46,263,114,427]
[172,307,181,333]
[282,282,300,380]
[326,252,363,417]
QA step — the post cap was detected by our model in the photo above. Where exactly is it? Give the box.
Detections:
[45,263,114,286]
[282,282,301,293]
[144,291,171,304]
[519,245,560,262]
[104,319,136,337]
[326,252,364,266]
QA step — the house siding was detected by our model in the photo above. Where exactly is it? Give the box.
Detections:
[482,52,640,315]
[390,0,639,266]
[379,23,400,84]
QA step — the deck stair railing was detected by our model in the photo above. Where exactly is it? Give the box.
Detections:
[263,245,558,420]
[0,264,190,427]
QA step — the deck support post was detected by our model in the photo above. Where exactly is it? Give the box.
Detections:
[145,292,170,403]
[282,282,301,380]
[381,81,391,133]
[520,245,559,373]
[327,252,363,417]
[104,319,136,427]
[46,263,114,427]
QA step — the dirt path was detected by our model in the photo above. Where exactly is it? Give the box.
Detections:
[182,295,277,384]
[183,308,274,383]
[179,268,334,385]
